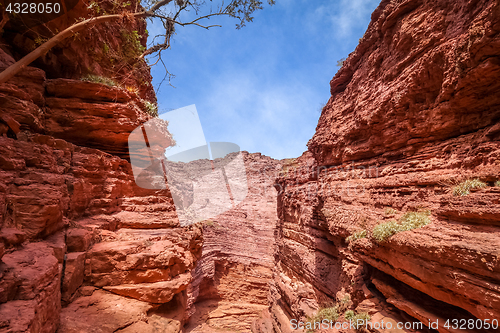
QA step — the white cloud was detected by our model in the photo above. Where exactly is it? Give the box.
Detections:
[148,1,380,159]
[198,69,321,159]
[305,0,378,40]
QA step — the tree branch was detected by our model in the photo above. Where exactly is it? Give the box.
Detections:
[148,0,174,14]
[0,12,149,84]
[0,0,274,84]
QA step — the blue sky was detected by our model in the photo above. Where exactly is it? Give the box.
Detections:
[147,0,380,160]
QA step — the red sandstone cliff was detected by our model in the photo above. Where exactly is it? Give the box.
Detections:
[186,152,281,332]
[0,2,203,331]
[3,0,500,332]
[0,70,203,332]
[267,1,500,332]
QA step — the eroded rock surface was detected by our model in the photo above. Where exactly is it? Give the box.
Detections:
[0,56,201,332]
[3,0,500,332]
[186,153,282,332]
[267,1,500,332]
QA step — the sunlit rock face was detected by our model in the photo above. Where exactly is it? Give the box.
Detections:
[266,0,500,332]
[0,49,281,332]
[2,0,500,332]
[186,152,282,333]
[0,55,201,331]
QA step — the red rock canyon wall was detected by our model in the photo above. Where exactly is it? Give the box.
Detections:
[267,1,500,332]
[2,0,500,333]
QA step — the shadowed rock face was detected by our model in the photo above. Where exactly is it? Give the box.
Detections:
[0,53,201,331]
[267,0,500,332]
[0,0,155,101]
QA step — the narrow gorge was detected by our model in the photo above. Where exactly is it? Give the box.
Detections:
[1,0,499,332]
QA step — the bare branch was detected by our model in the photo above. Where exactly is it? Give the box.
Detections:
[0,0,275,84]
[148,0,174,14]
[0,12,148,84]
[0,10,9,32]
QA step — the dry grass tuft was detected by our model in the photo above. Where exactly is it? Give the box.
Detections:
[373,211,431,242]
[346,230,367,243]
[81,74,117,87]
[452,179,487,196]
[306,306,339,333]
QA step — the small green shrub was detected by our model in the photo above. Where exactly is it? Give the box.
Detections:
[120,30,146,60]
[337,294,351,313]
[346,230,367,243]
[351,312,371,330]
[344,310,355,320]
[399,210,431,229]
[452,179,487,196]
[384,208,397,216]
[495,180,500,187]
[81,74,117,87]
[342,310,372,330]
[306,306,339,333]
[373,220,400,242]
[373,211,431,242]
[143,101,159,117]
[316,307,339,322]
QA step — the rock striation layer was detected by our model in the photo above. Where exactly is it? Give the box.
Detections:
[0,53,200,332]
[267,1,500,332]
[186,153,282,333]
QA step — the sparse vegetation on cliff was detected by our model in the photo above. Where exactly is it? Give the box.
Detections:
[346,229,367,243]
[126,85,140,95]
[280,158,299,176]
[81,74,118,87]
[345,311,371,331]
[495,180,500,187]
[305,295,353,332]
[384,208,397,216]
[143,101,159,117]
[306,306,339,333]
[372,220,400,242]
[373,210,431,242]
[120,30,146,61]
[452,179,487,196]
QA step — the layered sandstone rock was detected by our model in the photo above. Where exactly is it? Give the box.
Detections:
[269,0,500,332]
[0,57,200,332]
[0,56,162,159]
[186,152,282,332]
